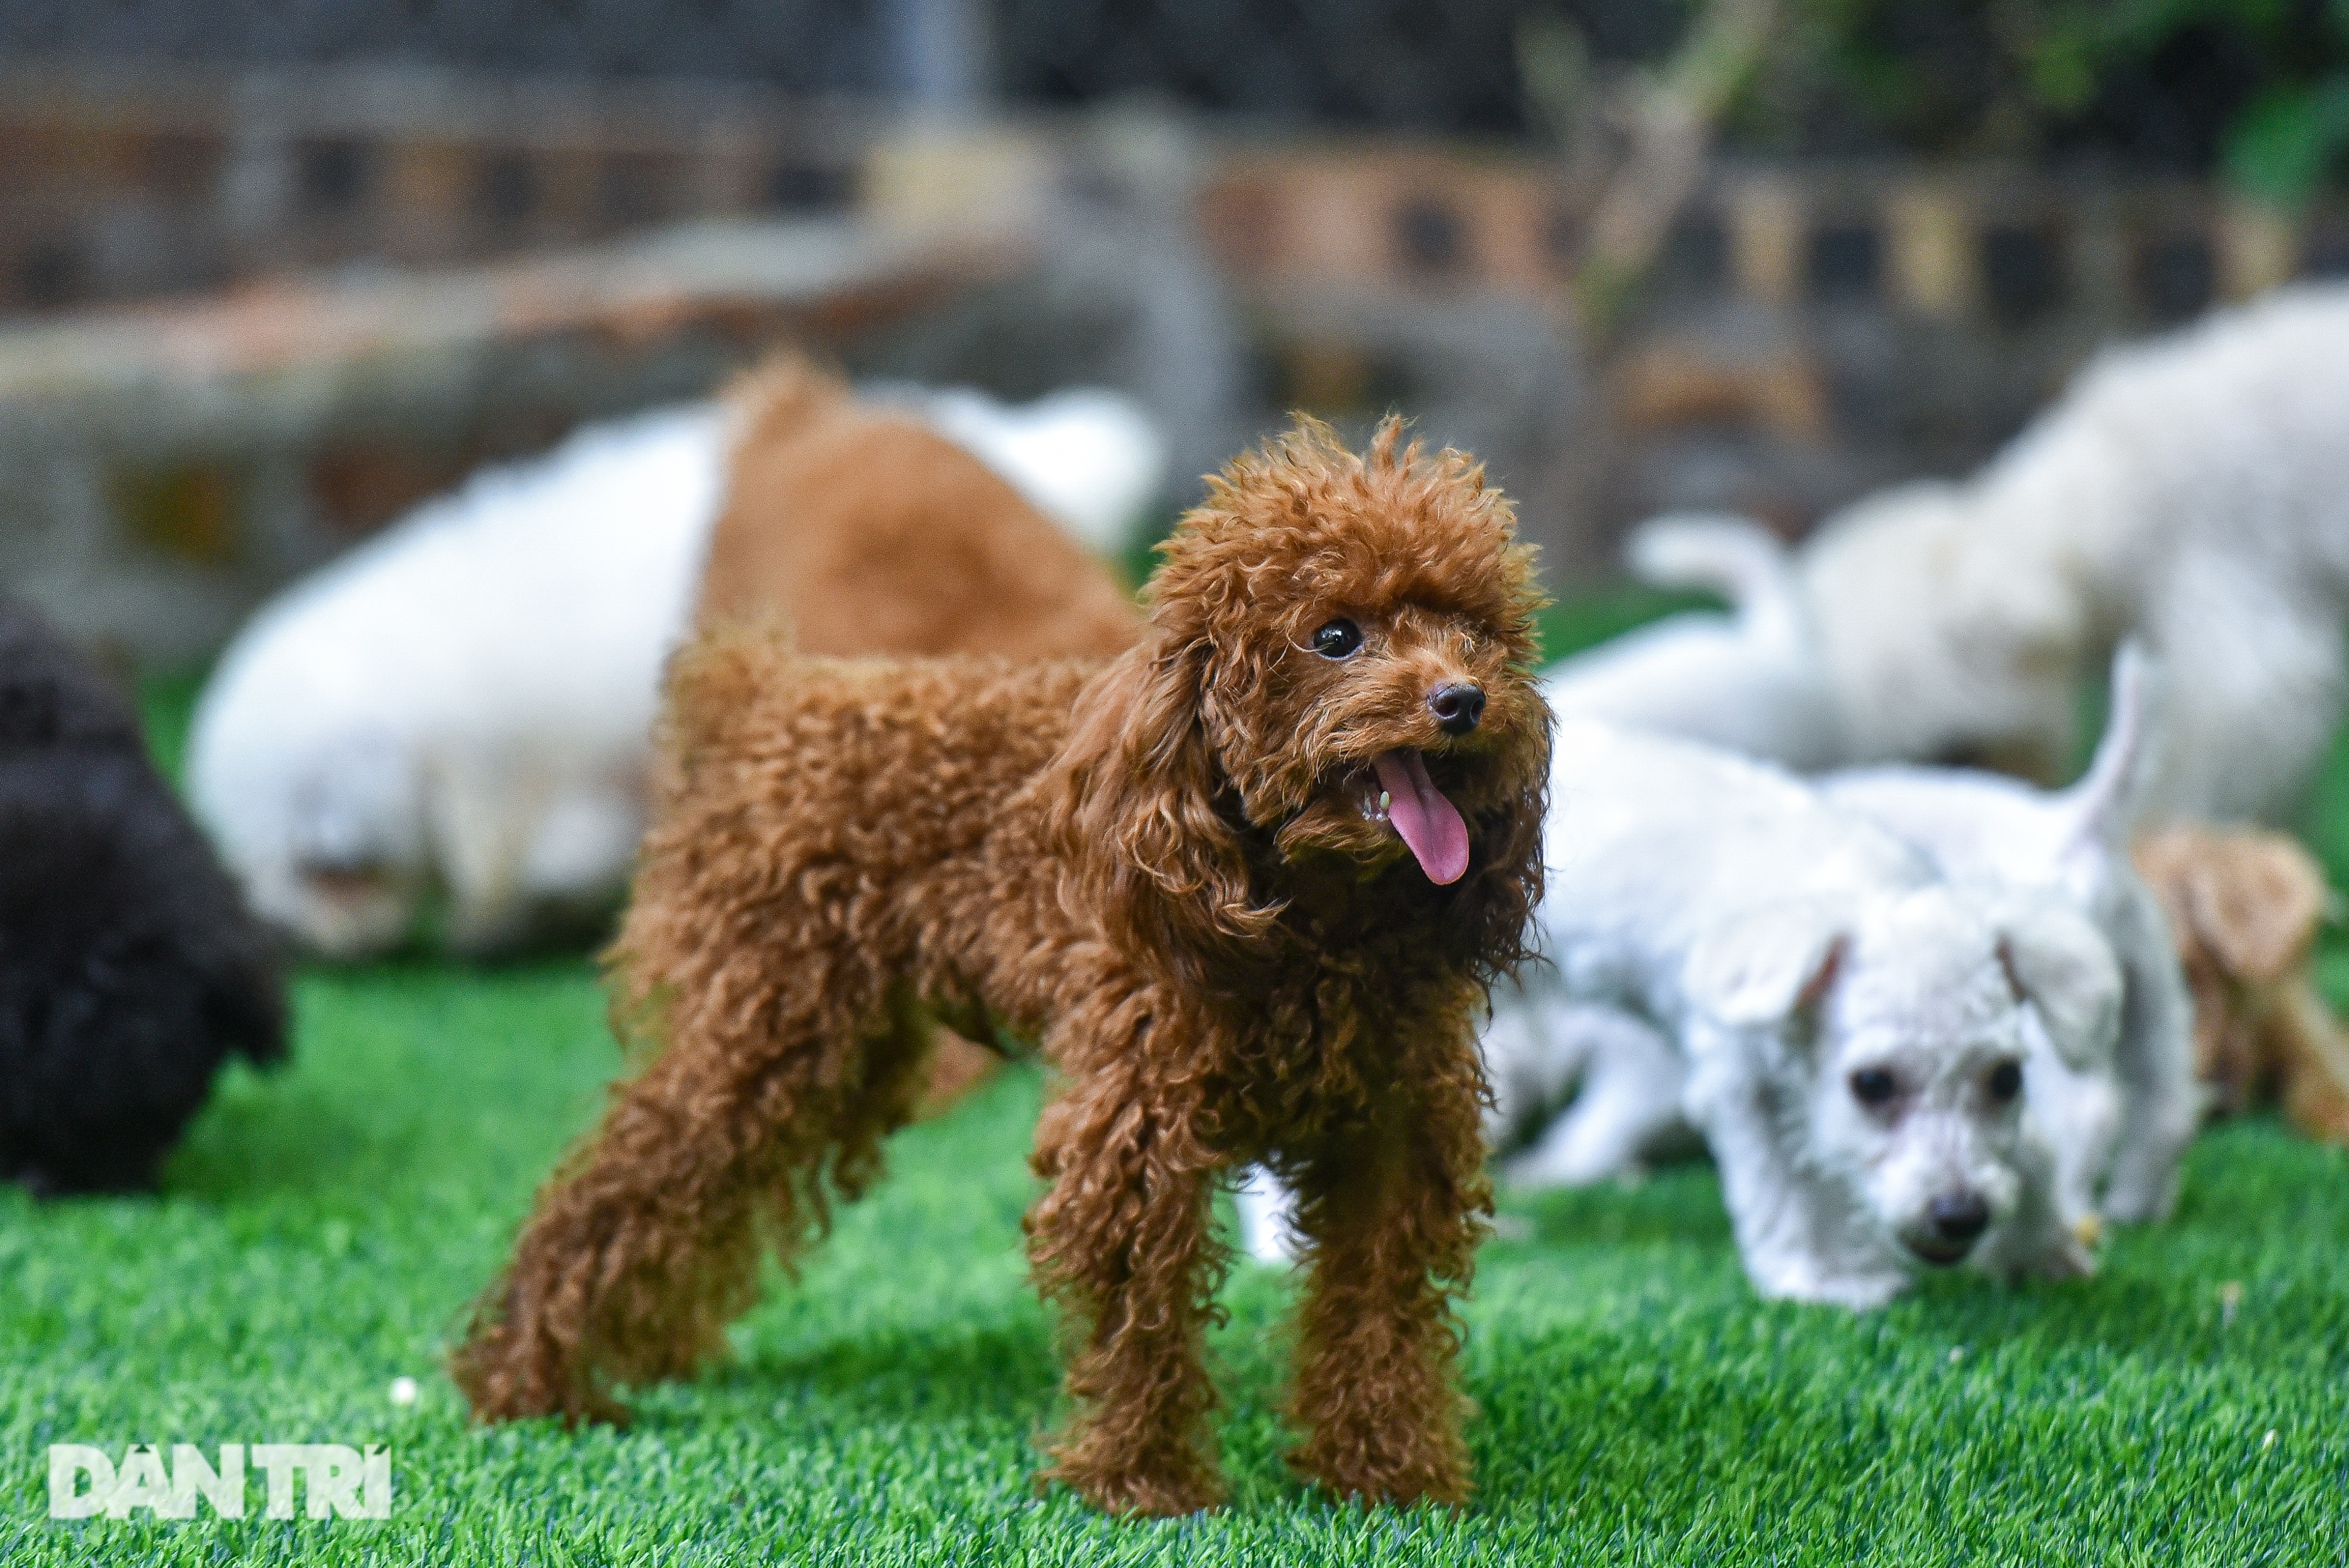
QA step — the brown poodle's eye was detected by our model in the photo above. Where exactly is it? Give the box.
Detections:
[1312,619,1363,659]
[1849,1067,1898,1108]
[1987,1059,2023,1103]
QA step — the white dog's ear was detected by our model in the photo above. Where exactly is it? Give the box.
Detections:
[1995,905,2122,1072]
[1683,898,1850,1029]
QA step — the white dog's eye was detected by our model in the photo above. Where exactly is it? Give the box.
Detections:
[1986,1060,2023,1103]
[1848,1067,1898,1108]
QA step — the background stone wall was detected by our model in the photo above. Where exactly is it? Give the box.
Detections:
[5,63,2342,669]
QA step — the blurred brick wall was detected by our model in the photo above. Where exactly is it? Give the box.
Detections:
[0,64,875,315]
[0,216,1027,667]
[6,68,2342,650]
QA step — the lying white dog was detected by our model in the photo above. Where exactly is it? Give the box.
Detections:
[1480,648,2192,1219]
[1242,718,2122,1309]
[189,383,1165,957]
[1621,287,2349,820]
[1817,645,2199,1227]
[192,405,719,958]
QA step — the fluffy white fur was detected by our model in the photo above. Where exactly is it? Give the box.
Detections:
[191,406,721,958]
[1580,288,2349,822]
[1257,647,2191,1262]
[1242,718,2123,1309]
[1800,286,2349,818]
[190,384,1165,957]
[1815,646,2199,1227]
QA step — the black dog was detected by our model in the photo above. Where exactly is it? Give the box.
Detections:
[0,600,285,1194]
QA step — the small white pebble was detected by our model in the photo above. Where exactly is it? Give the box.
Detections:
[390,1376,419,1407]
[2221,1280,2244,1328]
[1947,1345,1966,1364]
[2263,1429,2277,1450]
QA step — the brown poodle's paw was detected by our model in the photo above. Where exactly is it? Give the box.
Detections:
[1288,1432,1471,1510]
[1040,1450,1227,1518]
[447,1328,631,1429]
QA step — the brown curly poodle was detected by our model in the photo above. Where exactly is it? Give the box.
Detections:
[451,417,1552,1516]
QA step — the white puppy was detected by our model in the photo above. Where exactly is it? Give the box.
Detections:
[1585,288,2349,822]
[1242,719,2120,1309]
[1816,646,2198,1226]
[191,405,719,957]
[1797,285,2349,819]
[190,385,1166,957]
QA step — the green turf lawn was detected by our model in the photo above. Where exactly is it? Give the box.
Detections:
[5,594,2347,1565]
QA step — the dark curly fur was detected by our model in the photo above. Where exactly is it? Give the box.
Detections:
[0,600,286,1195]
[452,419,1551,1515]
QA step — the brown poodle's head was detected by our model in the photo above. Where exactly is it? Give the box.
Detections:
[1050,416,1549,976]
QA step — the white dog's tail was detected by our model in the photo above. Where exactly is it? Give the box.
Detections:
[1626,513,1804,648]
[2058,640,2162,851]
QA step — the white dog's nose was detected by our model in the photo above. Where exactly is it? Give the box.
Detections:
[1927,1192,1990,1245]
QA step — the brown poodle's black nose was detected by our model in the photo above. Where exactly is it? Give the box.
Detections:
[1427,682,1485,736]
[1928,1193,1990,1245]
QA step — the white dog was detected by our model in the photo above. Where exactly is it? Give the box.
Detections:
[1582,287,2349,822]
[191,405,719,958]
[1817,646,2199,1227]
[1242,719,2121,1309]
[190,385,1165,958]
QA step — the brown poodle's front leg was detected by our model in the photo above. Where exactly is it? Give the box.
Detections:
[1026,1055,1229,1516]
[1284,1066,1490,1507]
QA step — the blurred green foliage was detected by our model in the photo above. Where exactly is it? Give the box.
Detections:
[1720,0,2349,203]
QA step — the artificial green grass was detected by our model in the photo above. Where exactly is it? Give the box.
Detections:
[4,596,2347,1564]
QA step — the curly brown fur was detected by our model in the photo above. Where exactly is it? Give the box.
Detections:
[701,356,1142,658]
[452,417,1550,1515]
[706,356,1145,1104]
[2133,825,2349,1143]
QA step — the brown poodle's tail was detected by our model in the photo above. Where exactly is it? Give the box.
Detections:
[653,620,804,767]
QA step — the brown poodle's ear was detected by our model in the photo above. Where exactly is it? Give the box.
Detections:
[1045,639,1278,965]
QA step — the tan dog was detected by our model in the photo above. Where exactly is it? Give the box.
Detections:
[703,359,1143,659]
[2133,825,2349,1143]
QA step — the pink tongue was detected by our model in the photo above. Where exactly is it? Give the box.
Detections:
[1372,748,1471,886]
